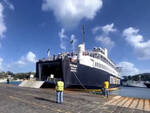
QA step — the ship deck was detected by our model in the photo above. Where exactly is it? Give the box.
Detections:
[0,84,149,113]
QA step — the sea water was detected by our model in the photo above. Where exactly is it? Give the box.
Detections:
[110,86,150,99]
[0,81,21,86]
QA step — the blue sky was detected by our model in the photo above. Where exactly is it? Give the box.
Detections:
[0,0,150,75]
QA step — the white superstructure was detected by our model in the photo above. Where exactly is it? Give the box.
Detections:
[78,43,120,78]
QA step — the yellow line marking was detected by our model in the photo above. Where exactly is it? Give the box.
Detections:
[108,88,119,91]
[117,97,129,106]
[129,98,139,109]
[144,99,150,111]
[123,98,133,108]
[65,87,119,92]
[137,99,144,110]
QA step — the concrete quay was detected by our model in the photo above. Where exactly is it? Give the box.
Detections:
[0,84,150,113]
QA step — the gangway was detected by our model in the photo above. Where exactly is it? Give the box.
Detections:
[19,80,45,88]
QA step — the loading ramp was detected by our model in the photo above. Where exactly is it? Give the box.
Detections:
[19,80,45,88]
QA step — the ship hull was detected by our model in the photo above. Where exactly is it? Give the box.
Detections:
[36,57,120,89]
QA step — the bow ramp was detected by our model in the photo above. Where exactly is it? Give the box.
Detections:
[19,80,45,88]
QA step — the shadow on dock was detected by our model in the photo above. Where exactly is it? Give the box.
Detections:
[34,97,56,103]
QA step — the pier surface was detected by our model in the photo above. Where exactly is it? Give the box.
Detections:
[0,84,150,113]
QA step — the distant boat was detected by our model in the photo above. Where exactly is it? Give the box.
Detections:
[122,80,146,88]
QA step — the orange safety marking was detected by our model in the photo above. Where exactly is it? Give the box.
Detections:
[137,99,144,110]
[123,98,133,108]
[129,98,139,109]
[104,96,121,105]
[117,97,129,107]
[110,97,125,105]
[144,99,150,111]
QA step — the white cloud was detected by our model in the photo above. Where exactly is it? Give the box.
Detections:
[123,27,150,60]
[0,57,3,71]
[102,23,116,34]
[17,51,36,65]
[92,23,116,34]
[3,0,15,10]
[3,52,36,72]
[117,61,139,76]
[70,34,77,51]
[96,36,115,50]
[92,26,101,34]
[58,28,78,51]
[58,28,67,50]
[26,52,36,63]
[42,0,103,28]
[94,23,116,50]
[0,3,6,38]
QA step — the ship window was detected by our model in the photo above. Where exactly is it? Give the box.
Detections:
[118,79,120,84]
[110,76,114,84]
[95,62,98,67]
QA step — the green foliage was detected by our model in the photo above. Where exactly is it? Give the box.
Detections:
[6,71,14,76]
[0,71,35,80]
[13,72,35,80]
[0,71,8,78]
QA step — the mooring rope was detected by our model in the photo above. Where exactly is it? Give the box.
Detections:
[72,72,88,90]
[71,71,105,96]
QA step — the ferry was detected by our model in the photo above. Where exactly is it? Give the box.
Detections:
[35,28,121,89]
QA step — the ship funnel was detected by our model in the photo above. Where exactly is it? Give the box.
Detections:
[78,43,85,60]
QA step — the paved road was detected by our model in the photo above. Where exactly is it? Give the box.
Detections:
[0,84,149,113]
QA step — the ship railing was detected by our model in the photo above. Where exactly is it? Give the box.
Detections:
[38,52,78,62]
[51,52,78,60]
[83,51,117,70]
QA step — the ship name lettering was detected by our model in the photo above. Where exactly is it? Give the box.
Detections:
[70,64,77,68]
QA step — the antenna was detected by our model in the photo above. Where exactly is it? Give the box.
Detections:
[82,24,85,44]
[47,49,50,59]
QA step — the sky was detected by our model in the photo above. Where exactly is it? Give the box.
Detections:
[0,0,150,76]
